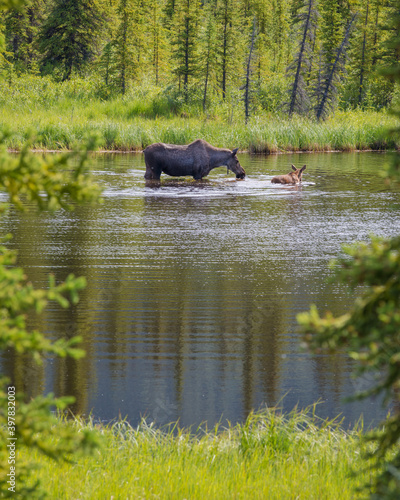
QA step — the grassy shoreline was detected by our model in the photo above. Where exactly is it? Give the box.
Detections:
[3,110,396,154]
[7,146,390,155]
[18,407,371,499]
[1,76,397,153]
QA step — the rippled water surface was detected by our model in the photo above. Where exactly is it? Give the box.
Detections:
[2,152,399,428]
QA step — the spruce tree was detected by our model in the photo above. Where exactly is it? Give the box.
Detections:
[270,0,291,72]
[98,41,115,88]
[357,0,370,106]
[129,0,146,72]
[244,17,257,123]
[171,0,201,100]
[286,0,318,116]
[378,0,400,73]
[0,11,10,71]
[113,0,136,94]
[4,0,44,74]
[199,3,218,110]
[319,0,347,69]
[315,13,356,120]
[39,0,105,80]
[343,0,388,108]
[148,0,169,85]
[371,0,386,69]
[252,0,274,82]
[215,0,245,100]
[217,0,233,99]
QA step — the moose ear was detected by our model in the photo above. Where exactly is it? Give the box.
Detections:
[232,148,239,156]
[300,165,306,172]
[291,164,297,171]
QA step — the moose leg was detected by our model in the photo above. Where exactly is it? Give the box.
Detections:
[192,162,208,180]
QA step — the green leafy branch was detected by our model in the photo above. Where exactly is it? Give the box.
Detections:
[0,131,102,210]
[0,385,100,498]
[0,127,103,497]
[0,240,87,362]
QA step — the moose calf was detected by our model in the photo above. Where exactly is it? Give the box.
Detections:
[271,164,306,184]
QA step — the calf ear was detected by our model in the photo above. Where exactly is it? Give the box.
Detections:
[291,164,297,171]
[300,165,306,172]
[232,148,239,156]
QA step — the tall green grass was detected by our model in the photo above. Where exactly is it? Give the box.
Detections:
[19,406,371,499]
[1,75,396,152]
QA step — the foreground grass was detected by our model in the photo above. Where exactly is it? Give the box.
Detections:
[1,76,397,153]
[19,407,370,499]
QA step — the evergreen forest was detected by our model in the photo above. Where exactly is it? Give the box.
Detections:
[1,0,399,121]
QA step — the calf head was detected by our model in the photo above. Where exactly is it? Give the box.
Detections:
[227,148,246,179]
[292,164,306,182]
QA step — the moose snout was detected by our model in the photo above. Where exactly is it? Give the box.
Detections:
[235,166,246,179]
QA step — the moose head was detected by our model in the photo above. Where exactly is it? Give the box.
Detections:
[227,148,246,179]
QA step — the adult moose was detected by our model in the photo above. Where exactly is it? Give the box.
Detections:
[271,164,306,184]
[143,139,246,180]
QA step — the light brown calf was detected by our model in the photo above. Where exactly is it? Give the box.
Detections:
[271,164,306,184]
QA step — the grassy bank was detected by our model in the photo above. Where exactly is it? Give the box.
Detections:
[1,76,397,153]
[19,407,370,499]
[4,111,396,154]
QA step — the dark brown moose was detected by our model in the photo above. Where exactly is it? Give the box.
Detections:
[271,164,306,184]
[144,139,246,180]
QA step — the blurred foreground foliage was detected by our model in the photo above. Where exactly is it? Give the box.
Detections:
[0,129,102,497]
[298,234,400,497]
[298,8,400,497]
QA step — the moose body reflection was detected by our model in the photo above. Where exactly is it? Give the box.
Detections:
[271,164,306,184]
[144,139,246,180]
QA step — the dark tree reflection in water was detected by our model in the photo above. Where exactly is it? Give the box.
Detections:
[1,151,398,428]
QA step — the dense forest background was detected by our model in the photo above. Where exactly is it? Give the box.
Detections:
[1,0,399,120]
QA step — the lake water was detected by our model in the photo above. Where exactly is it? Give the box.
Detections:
[2,151,399,429]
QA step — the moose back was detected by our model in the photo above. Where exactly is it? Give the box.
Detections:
[144,139,246,180]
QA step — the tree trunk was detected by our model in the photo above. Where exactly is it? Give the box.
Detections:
[316,14,356,121]
[184,15,189,99]
[203,49,210,112]
[289,0,313,116]
[221,3,228,100]
[245,18,256,124]
[372,2,380,68]
[358,1,369,106]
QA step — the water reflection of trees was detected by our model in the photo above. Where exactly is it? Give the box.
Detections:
[1,154,389,424]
